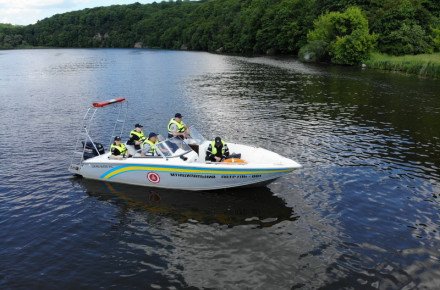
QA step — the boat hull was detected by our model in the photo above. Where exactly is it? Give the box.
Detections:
[78,162,296,191]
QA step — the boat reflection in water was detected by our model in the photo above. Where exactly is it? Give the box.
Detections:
[73,177,297,227]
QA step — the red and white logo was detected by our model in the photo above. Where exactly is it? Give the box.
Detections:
[147,172,160,184]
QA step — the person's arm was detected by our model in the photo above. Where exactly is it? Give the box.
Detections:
[206,145,221,162]
[111,147,120,156]
[127,133,137,145]
[222,144,230,159]
[170,124,178,136]
[171,124,188,137]
[205,144,213,161]
[143,144,151,156]
[133,134,143,145]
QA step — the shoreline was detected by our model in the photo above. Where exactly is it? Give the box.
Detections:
[2,46,439,79]
[364,53,440,79]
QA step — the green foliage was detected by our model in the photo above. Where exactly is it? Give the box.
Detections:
[331,29,377,64]
[255,0,315,54]
[370,0,435,55]
[382,23,432,55]
[433,27,440,51]
[301,6,376,64]
[0,24,27,48]
[0,0,439,66]
[365,52,440,78]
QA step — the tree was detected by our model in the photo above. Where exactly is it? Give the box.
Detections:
[371,0,435,55]
[299,6,377,64]
[1,0,438,60]
[382,23,432,55]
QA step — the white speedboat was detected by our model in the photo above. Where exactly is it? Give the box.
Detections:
[69,98,301,191]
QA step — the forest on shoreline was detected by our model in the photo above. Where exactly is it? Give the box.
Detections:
[1,0,439,70]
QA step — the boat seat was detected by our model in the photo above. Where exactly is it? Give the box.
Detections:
[197,142,210,162]
[125,144,137,156]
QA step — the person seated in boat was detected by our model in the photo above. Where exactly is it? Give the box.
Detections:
[206,137,230,162]
[168,113,188,139]
[142,132,159,156]
[127,123,146,150]
[110,136,130,159]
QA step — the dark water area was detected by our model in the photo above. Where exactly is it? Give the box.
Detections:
[0,49,439,289]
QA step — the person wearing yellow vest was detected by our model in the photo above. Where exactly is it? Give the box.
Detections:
[168,113,188,139]
[127,123,146,150]
[142,132,159,156]
[110,136,129,159]
[206,137,230,162]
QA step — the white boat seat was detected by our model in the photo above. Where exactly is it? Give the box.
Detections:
[125,144,137,156]
[197,141,210,162]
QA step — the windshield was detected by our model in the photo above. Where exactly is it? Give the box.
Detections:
[185,126,206,145]
[156,137,193,157]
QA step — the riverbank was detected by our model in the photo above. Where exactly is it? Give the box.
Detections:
[3,46,440,79]
[365,53,440,78]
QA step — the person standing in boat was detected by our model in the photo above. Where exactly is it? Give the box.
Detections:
[142,132,159,156]
[127,123,146,150]
[167,113,188,139]
[111,136,129,159]
[206,137,230,162]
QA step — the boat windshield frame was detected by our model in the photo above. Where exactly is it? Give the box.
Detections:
[185,126,207,145]
[156,137,193,158]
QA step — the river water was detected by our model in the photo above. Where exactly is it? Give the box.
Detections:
[0,49,439,289]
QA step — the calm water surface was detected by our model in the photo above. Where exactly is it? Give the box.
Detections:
[0,49,439,289]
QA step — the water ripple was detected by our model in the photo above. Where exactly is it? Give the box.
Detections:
[0,49,439,289]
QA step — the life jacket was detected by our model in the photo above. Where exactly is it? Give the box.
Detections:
[168,118,186,134]
[143,139,158,155]
[210,140,226,156]
[130,130,146,142]
[111,143,128,155]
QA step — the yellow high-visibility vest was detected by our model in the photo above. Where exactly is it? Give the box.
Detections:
[167,118,186,134]
[143,139,158,155]
[111,143,127,155]
[210,140,226,155]
[130,130,146,142]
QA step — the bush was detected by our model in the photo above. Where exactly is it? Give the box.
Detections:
[331,30,377,65]
[300,6,376,65]
[431,27,440,52]
[380,23,432,55]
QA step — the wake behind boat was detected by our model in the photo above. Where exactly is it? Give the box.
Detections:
[68,98,301,191]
